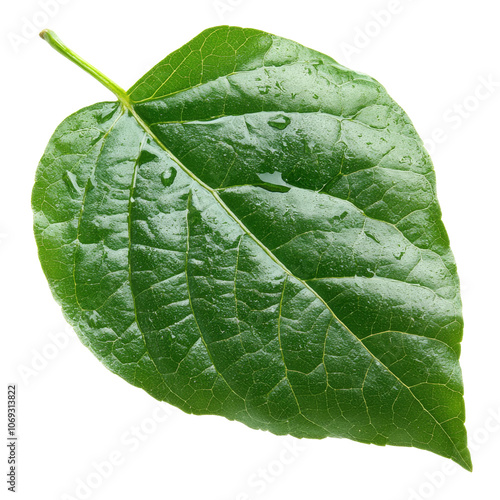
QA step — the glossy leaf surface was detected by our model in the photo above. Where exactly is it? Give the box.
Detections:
[32,26,471,469]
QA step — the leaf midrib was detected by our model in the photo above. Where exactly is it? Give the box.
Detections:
[120,99,468,467]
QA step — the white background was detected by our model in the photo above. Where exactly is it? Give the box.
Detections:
[1,0,499,499]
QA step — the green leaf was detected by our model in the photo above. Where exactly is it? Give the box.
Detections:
[32,27,471,470]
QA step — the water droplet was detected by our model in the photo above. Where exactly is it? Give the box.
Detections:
[87,176,97,191]
[268,115,291,130]
[161,167,177,187]
[394,250,405,260]
[365,231,380,244]
[85,310,101,328]
[255,171,294,192]
[63,170,81,196]
[332,211,349,222]
[137,149,158,166]
[98,106,116,123]
[258,85,271,95]
[275,81,285,92]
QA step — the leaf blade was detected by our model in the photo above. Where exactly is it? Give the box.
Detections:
[34,26,471,470]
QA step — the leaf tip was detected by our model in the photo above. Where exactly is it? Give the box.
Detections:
[454,447,473,472]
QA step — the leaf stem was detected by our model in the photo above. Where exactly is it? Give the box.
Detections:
[40,29,130,106]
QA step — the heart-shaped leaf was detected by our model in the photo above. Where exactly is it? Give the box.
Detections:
[33,27,471,470]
